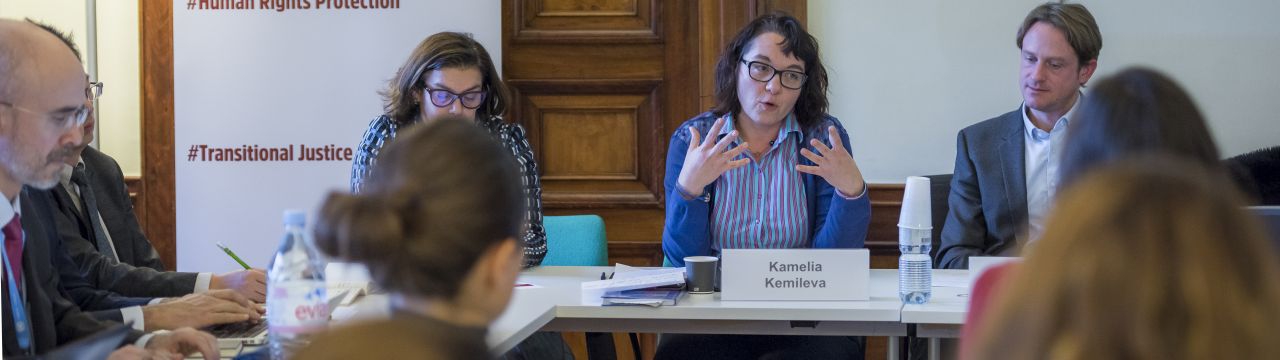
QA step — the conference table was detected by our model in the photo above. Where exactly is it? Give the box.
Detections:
[901,270,969,360]
[309,266,973,360]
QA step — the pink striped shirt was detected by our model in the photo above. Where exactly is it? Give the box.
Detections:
[711,114,809,250]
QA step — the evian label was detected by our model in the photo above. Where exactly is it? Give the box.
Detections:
[268,280,328,334]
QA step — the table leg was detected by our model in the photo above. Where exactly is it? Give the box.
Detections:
[928,337,940,360]
[887,336,900,360]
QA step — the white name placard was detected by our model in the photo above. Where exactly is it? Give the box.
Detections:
[968,256,1019,287]
[720,249,869,301]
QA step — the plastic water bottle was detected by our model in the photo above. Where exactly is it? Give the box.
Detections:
[268,210,328,359]
[898,227,933,304]
[898,176,933,304]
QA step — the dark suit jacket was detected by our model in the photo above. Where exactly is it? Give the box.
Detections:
[936,108,1029,269]
[78,147,167,271]
[3,188,142,357]
[49,147,198,298]
[24,188,154,324]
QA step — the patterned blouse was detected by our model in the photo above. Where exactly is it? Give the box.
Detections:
[350,114,548,268]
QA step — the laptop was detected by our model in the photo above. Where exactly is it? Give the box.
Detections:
[207,288,354,349]
[1250,206,1280,253]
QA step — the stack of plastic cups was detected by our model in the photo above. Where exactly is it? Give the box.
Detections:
[898,176,933,304]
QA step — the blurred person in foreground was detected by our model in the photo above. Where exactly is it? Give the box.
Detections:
[965,156,1280,360]
[298,117,526,359]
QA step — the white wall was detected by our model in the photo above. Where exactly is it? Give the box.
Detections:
[810,0,1280,183]
[0,0,143,177]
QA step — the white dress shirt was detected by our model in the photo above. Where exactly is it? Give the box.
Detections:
[1022,96,1079,242]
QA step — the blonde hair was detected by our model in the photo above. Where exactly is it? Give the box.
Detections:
[1016,2,1102,65]
[968,156,1280,360]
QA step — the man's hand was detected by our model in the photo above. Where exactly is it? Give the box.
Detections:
[211,268,267,302]
[145,328,218,360]
[107,345,179,360]
[143,289,262,331]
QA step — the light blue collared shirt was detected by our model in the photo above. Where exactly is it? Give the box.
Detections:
[1022,96,1080,242]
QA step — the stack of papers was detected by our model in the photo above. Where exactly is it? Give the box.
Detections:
[581,264,685,306]
[325,262,373,306]
[602,289,681,307]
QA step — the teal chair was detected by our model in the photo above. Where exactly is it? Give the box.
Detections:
[542,215,608,266]
[542,215,622,359]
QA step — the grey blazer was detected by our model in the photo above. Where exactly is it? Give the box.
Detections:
[47,147,197,298]
[22,188,153,325]
[936,108,1029,269]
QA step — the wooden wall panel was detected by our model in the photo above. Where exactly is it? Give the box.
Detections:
[139,0,177,270]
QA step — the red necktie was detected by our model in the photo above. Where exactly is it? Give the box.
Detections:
[3,215,22,283]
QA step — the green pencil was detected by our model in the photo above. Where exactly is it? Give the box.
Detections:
[216,242,252,269]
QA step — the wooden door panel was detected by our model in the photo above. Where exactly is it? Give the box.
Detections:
[505,1,807,273]
[541,110,638,179]
[505,45,665,79]
[513,0,660,43]
[531,94,644,180]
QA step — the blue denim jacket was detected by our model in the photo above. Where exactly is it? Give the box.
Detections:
[662,112,871,267]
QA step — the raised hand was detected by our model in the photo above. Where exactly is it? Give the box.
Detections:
[676,117,751,197]
[796,126,866,197]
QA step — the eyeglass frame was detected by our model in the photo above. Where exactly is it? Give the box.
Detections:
[421,86,485,110]
[0,81,101,130]
[739,59,808,90]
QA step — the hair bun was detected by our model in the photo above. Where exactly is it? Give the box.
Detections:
[314,191,406,264]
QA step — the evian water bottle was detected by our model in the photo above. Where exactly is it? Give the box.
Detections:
[267,210,327,359]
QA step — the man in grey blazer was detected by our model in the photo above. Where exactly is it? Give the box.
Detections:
[937,2,1101,269]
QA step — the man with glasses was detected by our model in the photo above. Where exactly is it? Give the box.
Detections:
[1,18,221,359]
[20,21,267,325]
[936,2,1102,269]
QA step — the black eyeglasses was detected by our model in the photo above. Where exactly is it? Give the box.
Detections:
[423,87,485,109]
[740,60,807,90]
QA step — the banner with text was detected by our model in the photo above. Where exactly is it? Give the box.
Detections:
[174,0,499,272]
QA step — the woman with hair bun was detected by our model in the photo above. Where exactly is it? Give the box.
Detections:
[298,117,527,359]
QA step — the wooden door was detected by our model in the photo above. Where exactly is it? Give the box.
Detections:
[503,0,807,268]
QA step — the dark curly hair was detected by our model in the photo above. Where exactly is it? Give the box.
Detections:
[710,11,829,131]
